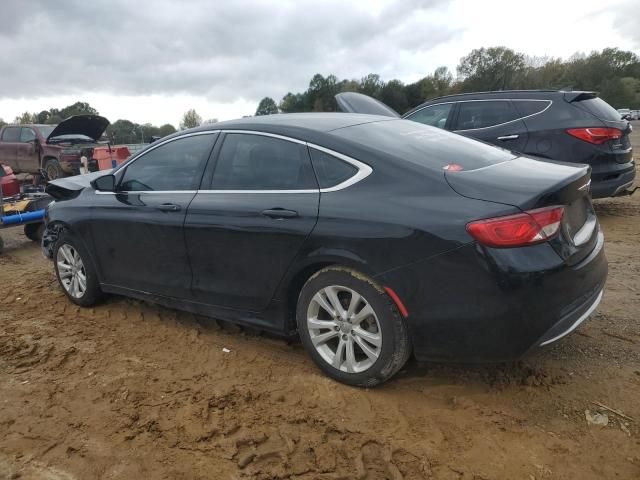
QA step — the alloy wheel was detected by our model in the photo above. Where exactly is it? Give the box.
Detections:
[56,244,87,299]
[306,285,382,373]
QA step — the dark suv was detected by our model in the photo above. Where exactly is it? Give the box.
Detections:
[336,90,635,198]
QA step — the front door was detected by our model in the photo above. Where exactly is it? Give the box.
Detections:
[185,132,320,314]
[0,127,20,171]
[89,132,218,298]
[17,127,40,173]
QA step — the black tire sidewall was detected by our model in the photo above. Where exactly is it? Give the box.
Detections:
[53,232,102,307]
[45,159,63,180]
[296,268,410,387]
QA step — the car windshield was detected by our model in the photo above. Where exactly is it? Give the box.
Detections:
[331,119,516,171]
[35,125,56,138]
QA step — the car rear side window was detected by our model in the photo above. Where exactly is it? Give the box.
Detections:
[512,100,551,117]
[2,127,20,142]
[309,149,358,188]
[455,101,520,130]
[120,134,216,191]
[404,103,453,129]
[211,134,317,190]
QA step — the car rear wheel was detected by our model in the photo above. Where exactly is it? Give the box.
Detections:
[44,158,64,180]
[53,232,102,306]
[297,267,411,387]
[24,223,44,242]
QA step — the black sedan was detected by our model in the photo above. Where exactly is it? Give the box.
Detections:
[43,113,608,386]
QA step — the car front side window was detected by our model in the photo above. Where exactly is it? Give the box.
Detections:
[119,134,216,192]
[210,133,317,190]
[404,103,453,129]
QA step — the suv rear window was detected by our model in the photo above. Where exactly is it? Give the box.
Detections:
[332,119,515,171]
[513,100,551,117]
[573,97,621,121]
[455,101,520,130]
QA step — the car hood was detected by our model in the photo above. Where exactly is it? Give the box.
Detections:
[46,170,111,200]
[335,92,400,117]
[46,115,110,143]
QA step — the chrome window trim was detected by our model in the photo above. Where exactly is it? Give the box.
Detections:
[97,129,372,195]
[405,99,553,133]
[454,99,553,132]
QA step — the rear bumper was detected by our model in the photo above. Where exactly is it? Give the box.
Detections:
[378,231,607,362]
[590,160,636,198]
[536,288,603,346]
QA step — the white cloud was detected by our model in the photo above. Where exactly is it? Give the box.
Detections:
[0,0,637,125]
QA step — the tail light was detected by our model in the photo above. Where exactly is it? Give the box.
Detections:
[466,206,564,248]
[566,127,622,145]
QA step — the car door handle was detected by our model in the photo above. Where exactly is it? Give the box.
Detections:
[497,134,519,141]
[262,208,298,219]
[156,203,181,212]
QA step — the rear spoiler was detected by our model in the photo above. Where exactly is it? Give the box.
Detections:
[563,91,598,103]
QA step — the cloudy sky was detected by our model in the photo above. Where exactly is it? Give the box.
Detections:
[0,0,638,126]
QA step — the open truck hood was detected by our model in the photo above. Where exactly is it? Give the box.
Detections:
[46,115,110,143]
[335,92,400,117]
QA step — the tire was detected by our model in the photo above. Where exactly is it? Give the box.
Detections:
[296,266,411,387]
[53,231,103,307]
[44,158,64,180]
[24,223,45,242]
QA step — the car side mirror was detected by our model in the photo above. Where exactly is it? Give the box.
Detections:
[92,174,116,192]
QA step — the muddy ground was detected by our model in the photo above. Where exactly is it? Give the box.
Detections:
[1,125,639,480]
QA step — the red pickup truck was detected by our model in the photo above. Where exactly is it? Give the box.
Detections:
[0,115,110,180]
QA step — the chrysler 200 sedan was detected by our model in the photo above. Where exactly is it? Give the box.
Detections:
[42,113,608,386]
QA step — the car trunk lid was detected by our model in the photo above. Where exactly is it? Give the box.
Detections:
[446,157,597,264]
[335,92,400,117]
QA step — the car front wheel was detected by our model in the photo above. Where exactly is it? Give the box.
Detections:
[297,267,411,387]
[53,232,102,306]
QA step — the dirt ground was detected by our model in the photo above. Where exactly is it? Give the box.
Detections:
[1,125,639,480]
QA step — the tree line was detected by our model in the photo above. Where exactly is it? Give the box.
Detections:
[254,46,640,116]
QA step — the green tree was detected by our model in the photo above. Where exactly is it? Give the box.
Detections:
[380,79,409,113]
[158,124,177,137]
[359,74,384,98]
[457,47,526,91]
[59,101,98,118]
[279,92,306,113]
[13,112,38,124]
[180,109,202,130]
[255,97,279,116]
[0,118,6,128]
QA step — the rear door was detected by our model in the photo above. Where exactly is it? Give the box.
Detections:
[89,132,218,298]
[0,127,20,171]
[184,132,320,314]
[452,100,529,152]
[17,127,39,172]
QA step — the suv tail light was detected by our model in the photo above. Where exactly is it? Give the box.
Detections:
[466,206,564,248]
[566,127,623,145]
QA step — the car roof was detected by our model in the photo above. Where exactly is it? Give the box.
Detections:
[405,90,596,117]
[190,113,394,135]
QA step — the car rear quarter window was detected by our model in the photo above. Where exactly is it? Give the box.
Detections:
[455,100,520,130]
[1,127,20,142]
[512,100,551,117]
[332,119,515,171]
[404,103,453,129]
[309,149,358,188]
[211,133,317,190]
[119,134,216,191]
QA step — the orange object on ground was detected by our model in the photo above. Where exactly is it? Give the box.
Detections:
[93,145,131,171]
